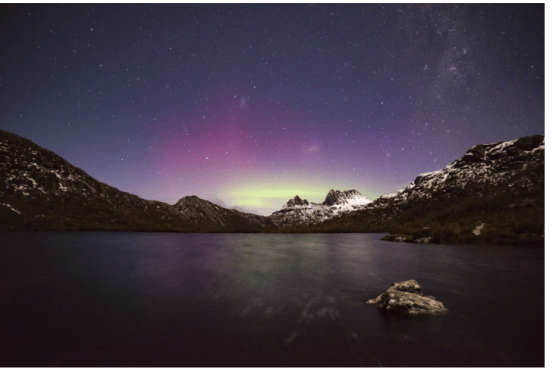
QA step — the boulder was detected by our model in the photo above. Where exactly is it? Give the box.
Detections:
[367,280,447,315]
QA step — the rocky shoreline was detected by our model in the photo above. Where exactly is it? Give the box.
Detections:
[381,234,435,244]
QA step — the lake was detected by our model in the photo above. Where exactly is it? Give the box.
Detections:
[0,232,544,366]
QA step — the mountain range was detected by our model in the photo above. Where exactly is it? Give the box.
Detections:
[0,128,544,246]
[270,135,544,246]
[269,189,371,227]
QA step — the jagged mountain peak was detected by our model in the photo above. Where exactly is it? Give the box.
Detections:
[284,195,309,208]
[271,188,371,227]
[323,189,365,206]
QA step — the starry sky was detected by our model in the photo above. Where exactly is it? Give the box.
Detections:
[0,3,545,215]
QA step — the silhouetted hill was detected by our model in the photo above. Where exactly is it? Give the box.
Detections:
[0,129,274,232]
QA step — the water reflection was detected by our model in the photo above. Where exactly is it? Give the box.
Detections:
[0,232,544,366]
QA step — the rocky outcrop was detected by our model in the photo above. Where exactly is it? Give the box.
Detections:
[367,280,448,315]
[286,195,309,207]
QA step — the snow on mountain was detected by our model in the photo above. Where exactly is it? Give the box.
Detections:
[323,189,371,207]
[369,135,545,211]
[270,189,371,227]
[0,128,273,232]
[1,126,543,238]
[276,135,544,246]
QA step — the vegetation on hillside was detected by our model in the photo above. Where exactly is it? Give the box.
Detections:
[264,168,544,247]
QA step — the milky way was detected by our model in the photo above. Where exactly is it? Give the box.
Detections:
[0,4,544,215]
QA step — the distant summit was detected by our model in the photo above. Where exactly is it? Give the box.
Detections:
[270,189,371,227]
[284,195,309,208]
[323,189,371,206]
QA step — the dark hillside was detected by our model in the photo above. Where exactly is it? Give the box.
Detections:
[0,129,274,232]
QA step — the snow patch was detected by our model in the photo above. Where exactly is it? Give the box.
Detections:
[488,140,516,154]
[419,170,442,178]
[343,197,371,207]
[473,223,485,236]
[0,202,21,214]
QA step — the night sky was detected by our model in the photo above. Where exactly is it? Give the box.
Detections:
[0,4,545,215]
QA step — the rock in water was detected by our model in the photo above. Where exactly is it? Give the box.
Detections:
[366,280,447,315]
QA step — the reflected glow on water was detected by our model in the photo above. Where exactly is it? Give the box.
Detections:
[0,232,544,366]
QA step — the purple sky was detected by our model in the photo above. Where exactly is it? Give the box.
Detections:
[0,4,544,215]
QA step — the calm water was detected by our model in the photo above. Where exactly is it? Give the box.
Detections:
[0,232,544,366]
